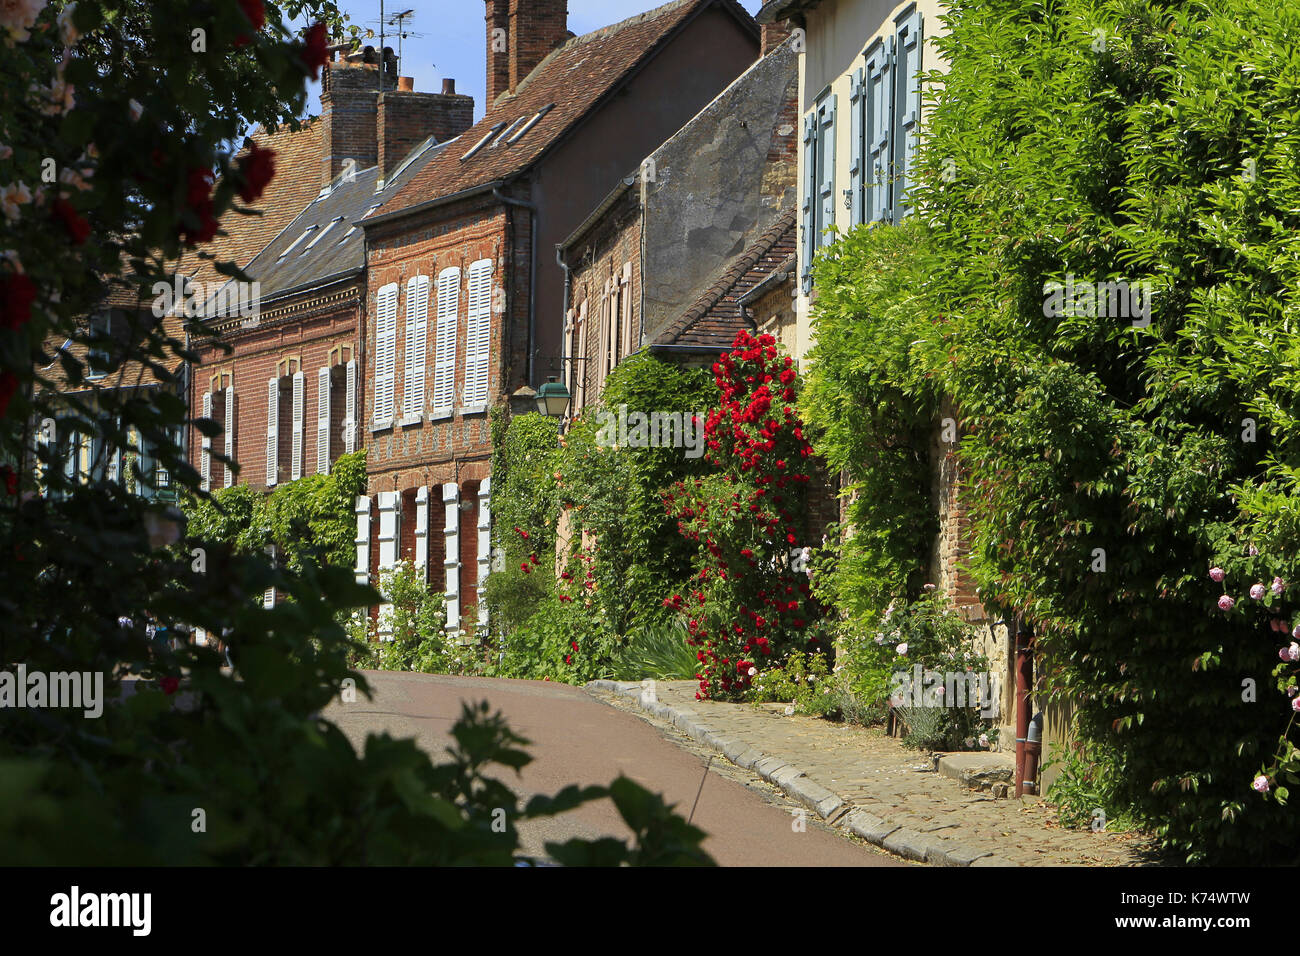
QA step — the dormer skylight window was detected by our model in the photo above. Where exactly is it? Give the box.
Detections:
[277,225,316,261]
[303,217,343,253]
[462,122,506,161]
[338,224,358,243]
[494,116,529,146]
[506,104,555,144]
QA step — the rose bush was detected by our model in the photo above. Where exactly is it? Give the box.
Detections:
[664,330,822,699]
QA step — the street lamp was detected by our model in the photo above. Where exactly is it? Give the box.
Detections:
[536,376,571,419]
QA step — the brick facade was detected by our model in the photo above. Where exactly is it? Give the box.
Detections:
[565,186,643,412]
[189,290,362,492]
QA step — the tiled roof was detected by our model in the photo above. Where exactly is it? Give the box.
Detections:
[652,209,795,350]
[38,311,187,396]
[214,137,454,310]
[172,119,324,288]
[375,0,754,221]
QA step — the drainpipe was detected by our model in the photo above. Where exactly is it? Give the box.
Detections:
[556,245,572,392]
[1014,617,1036,797]
[492,186,538,386]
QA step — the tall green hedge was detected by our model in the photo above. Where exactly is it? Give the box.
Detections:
[804,0,1300,862]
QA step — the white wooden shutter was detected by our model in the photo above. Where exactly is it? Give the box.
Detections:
[575,299,587,410]
[801,112,817,291]
[263,545,276,609]
[317,366,331,476]
[433,267,460,413]
[620,261,634,357]
[374,283,398,424]
[403,275,429,418]
[223,386,236,488]
[343,360,357,454]
[266,377,279,486]
[200,391,212,491]
[291,370,304,481]
[464,259,492,406]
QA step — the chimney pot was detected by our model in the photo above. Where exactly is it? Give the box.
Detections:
[442,78,456,95]
[398,76,414,91]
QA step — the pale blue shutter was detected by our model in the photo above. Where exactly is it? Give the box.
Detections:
[849,69,865,227]
[894,10,923,219]
[865,39,894,223]
[801,112,817,292]
[818,95,837,244]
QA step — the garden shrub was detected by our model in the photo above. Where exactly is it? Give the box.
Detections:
[0,0,708,866]
[665,330,823,699]
[804,0,1300,861]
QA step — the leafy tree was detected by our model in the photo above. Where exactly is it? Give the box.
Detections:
[805,0,1300,862]
[0,0,710,866]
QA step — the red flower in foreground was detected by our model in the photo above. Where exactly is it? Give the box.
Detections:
[160,676,180,696]
[1,273,37,331]
[0,465,17,496]
[236,142,276,203]
[52,198,89,245]
[180,168,219,246]
[301,22,330,80]
[234,0,266,47]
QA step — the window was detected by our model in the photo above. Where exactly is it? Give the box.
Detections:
[277,226,316,261]
[461,123,506,162]
[801,92,837,291]
[848,10,924,229]
[303,217,343,253]
[505,105,554,144]
[464,260,492,406]
[432,267,460,413]
[374,283,399,424]
[403,275,430,418]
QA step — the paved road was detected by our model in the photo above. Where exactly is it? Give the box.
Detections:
[324,671,903,867]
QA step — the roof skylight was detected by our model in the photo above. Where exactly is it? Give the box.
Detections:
[461,122,506,161]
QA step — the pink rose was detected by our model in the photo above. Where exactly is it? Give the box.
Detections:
[1273,577,1286,596]
[1218,595,1235,611]
[1253,775,1270,793]
[1290,643,1300,662]
[1249,583,1266,600]
[1209,567,1225,583]
[1293,698,1300,713]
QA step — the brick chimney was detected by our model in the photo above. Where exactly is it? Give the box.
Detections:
[377,78,476,177]
[485,0,570,108]
[762,19,794,56]
[320,54,396,187]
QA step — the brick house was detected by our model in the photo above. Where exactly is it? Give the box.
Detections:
[353,0,762,635]
[553,29,840,542]
[557,25,797,405]
[187,58,473,499]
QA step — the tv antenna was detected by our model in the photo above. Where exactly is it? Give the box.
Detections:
[387,9,425,67]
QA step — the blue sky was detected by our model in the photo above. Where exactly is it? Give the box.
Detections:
[304,0,764,120]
